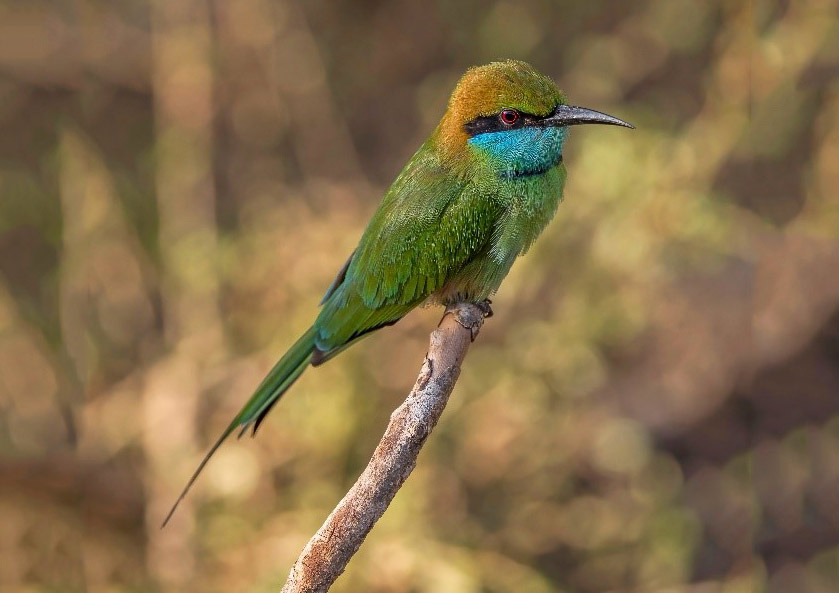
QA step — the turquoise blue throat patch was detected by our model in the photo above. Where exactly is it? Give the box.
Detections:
[468,126,567,179]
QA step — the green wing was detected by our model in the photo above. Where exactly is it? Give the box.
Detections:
[163,144,500,527]
[314,143,499,356]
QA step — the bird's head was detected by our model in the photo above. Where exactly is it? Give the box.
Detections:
[434,60,632,178]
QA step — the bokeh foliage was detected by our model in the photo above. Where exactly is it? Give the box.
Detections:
[1,1,839,592]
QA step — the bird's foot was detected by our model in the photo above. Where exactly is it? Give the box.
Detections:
[445,301,491,342]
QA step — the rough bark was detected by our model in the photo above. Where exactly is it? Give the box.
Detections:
[280,302,489,593]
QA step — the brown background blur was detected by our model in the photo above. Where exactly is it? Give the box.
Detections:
[2,1,839,592]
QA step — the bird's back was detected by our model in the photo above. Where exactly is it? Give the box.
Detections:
[313,140,502,357]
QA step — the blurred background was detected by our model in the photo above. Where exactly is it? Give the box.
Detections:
[1,1,838,591]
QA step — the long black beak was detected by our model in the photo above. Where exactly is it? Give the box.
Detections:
[543,104,634,129]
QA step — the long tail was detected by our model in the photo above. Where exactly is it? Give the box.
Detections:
[162,326,317,527]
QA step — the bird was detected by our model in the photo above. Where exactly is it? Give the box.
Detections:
[163,59,633,526]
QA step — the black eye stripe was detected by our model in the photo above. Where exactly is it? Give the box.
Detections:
[463,107,555,137]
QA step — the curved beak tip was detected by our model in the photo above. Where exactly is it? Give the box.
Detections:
[550,104,635,130]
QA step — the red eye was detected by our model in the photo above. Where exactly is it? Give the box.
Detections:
[500,109,519,125]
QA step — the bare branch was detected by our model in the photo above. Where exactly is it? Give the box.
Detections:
[280,302,489,593]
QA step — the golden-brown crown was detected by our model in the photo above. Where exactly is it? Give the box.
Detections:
[434,60,565,158]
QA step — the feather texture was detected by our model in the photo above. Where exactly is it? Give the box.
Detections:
[164,60,586,524]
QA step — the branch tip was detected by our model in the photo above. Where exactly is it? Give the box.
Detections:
[279,302,488,593]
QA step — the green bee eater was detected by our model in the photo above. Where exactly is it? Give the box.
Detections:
[164,60,632,525]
